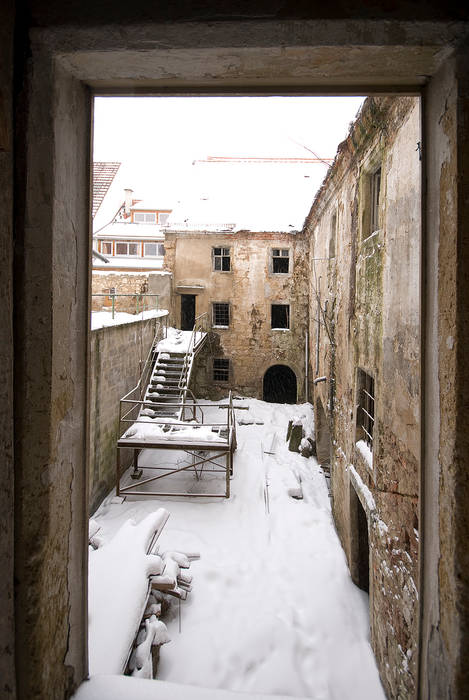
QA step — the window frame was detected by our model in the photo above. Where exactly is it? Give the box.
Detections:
[271,303,290,330]
[212,358,230,383]
[212,246,231,272]
[212,302,230,328]
[114,240,140,257]
[370,166,382,235]
[143,242,165,257]
[133,211,157,224]
[271,247,290,274]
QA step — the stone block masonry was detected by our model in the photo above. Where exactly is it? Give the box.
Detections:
[89,317,164,513]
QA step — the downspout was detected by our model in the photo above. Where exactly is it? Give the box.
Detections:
[305,330,309,403]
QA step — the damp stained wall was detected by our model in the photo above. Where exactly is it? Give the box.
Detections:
[165,230,309,400]
[307,96,421,698]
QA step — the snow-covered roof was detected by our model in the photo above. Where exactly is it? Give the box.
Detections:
[92,162,121,219]
[95,222,165,240]
[165,160,327,233]
[131,200,171,212]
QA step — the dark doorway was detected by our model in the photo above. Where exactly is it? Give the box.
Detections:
[350,487,370,593]
[263,365,297,403]
[181,294,196,330]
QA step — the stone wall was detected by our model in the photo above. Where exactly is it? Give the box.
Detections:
[307,97,421,698]
[166,230,309,401]
[89,317,163,514]
[91,271,159,313]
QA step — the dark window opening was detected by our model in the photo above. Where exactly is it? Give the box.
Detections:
[370,167,381,234]
[213,358,230,382]
[272,248,290,273]
[181,294,196,331]
[213,247,231,271]
[357,369,375,450]
[263,365,297,403]
[350,487,370,593]
[271,304,290,329]
[212,302,230,327]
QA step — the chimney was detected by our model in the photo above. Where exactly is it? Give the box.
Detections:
[124,188,133,217]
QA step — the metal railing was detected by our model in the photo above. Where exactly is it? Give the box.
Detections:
[92,293,159,318]
[177,312,209,392]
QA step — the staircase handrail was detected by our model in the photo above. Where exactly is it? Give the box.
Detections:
[178,312,208,391]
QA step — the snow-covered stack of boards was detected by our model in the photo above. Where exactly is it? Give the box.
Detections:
[88,508,199,679]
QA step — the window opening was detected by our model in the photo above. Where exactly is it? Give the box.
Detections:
[212,302,230,327]
[370,167,381,234]
[101,241,112,255]
[213,358,230,382]
[272,248,290,273]
[357,369,375,450]
[271,304,290,329]
[213,247,231,271]
[158,212,170,225]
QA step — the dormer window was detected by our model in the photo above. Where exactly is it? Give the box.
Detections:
[133,212,157,223]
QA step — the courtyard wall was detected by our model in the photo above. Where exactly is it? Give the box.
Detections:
[307,96,421,698]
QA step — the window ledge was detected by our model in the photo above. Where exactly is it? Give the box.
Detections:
[271,327,290,332]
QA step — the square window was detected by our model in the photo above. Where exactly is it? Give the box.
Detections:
[101,241,112,255]
[144,242,165,257]
[272,248,290,273]
[213,247,231,271]
[158,212,170,225]
[271,304,290,329]
[213,358,230,382]
[357,369,375,451]
[115,241,127,255]
[212,302,230,327]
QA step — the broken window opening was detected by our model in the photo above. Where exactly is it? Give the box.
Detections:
[213,247,231,271]
[272,248,290,273]
[271,304,290,329]
[213,358,230,382]
[357,369,375,451]
[212,302,230,328]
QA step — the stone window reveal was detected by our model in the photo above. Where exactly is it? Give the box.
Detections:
[271,304,290,329]
[213,247,231,271]
[212,302,230,327]
[272,248,290,273]
[357,369,375,450]
[213,358,230,382]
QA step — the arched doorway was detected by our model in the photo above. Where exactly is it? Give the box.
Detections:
[263,365,297,403]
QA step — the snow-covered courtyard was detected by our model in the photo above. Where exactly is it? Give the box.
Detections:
[89,398,385,700]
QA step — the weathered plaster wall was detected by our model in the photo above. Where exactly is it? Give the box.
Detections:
[166,231,308,400]
[14,46,91,698]
[421,51,469,700]
[89,317,162,514]
[308,97,421,698]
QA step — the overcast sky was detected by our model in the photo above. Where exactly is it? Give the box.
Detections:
[93,96,365,230]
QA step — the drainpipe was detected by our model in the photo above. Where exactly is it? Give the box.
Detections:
[305,331,309,403]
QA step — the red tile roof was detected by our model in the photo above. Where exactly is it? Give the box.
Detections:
[92,162,121,218]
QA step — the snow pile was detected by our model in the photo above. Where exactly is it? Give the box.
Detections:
[88,510,169,675]
[122,422,226,443]
[91,308,168,331]
[157,327,205,354]
[91,397,385,699]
